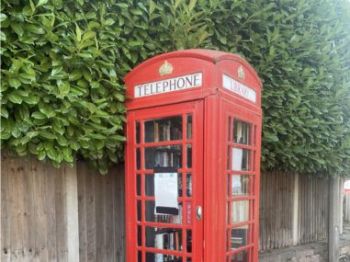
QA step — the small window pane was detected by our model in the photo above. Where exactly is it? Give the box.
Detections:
[145,227,183,251]
[136,122,140,144]
[231,148,250,171]
[187,144,192,168]
[136,148,141,170]
[231,200,249,224]
[186,173,192,197]
[146,252,182,262]
[186,229,192,252]
[187,114,192,139]
[145,145,182,169]
[138,251,142,262]
[137,225,142,246]
[137,175,141,196]
[145,201,182,224]
[145,116,182,143]
[231,175,251,196]
[229,250,249,262]
[230,226,249,250]
[137,200,142,222]
[234,120,251,145]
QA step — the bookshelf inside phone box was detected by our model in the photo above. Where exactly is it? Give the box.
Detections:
[124,49,263,262]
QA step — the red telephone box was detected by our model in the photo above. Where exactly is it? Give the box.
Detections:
[124,49,262,262]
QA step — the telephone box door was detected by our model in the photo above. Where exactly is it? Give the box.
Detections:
[126,100,204,262]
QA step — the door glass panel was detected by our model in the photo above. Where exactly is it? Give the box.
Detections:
[231,200,249,224]
[231,175,251,196]
[145,227,183,250]
[137,200,142,221]
[231,148,250,171]
[230,226,249,249]
[136,121,141,144]
[186,229,192,252]
[145,145,182,169]
[145,201,182,224]
[229,250,248,262]
[137,175,141,196]
[137,148,141,170]
[187,114,192,139]
[145,116,182,142]
[138,251,142,262]
[186,173,192,197]
[186,144,192,168]
[138,225,142,246]
[233,120,251,145]
[146,252,182,262]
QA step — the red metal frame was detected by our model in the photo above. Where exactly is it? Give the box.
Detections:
[125,49,262,262]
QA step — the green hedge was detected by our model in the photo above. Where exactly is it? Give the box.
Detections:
[1,0,350,175]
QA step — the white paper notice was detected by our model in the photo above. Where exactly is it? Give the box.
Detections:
[232,148,243,171]
[154,172,178,214]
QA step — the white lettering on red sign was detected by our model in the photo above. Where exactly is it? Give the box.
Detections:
[134,73,202,98]
[222,74,256,103]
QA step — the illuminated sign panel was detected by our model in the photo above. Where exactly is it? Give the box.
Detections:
[135,73,202,98]
[222,74,256,103]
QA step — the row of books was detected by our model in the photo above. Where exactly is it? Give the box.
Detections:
[145,118,182,142]
[145,147,182,169]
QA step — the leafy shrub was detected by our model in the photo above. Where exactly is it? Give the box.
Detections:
[1,0,349,175]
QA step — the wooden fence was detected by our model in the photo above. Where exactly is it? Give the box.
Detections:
[1,155,125,262]
[0,155,345,261]
[259,172,330,251]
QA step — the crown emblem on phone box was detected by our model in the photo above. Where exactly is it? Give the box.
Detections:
[159,60,173,76]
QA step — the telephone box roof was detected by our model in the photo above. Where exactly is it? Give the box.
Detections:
[125,49,262,87]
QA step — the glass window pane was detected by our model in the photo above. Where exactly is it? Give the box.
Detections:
[229,250,249,262]
[145,227,183,251]
[231,148,250,171]
[138,225,142,246]
[145,145,182,169]
[146,252,182,262]
[186,229,192,252]
[234,120,251,145]
[137,175,141,196]
[136,121,140,144]
[231,175,251,196]
[187,144,192,168]
[187,114,192,139]
[145,116,182,143]
[231,200,249,224]
[137,200,142,222]
[230,226,249,250]
[145,201,182,224]
[227,175,231,196]
[138,251,142,262]
[136,148,141,170]
[186,173,192,197]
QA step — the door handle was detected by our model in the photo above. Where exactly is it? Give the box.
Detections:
[196,206,203,221]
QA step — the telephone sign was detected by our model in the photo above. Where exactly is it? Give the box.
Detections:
[125,49,262,262]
